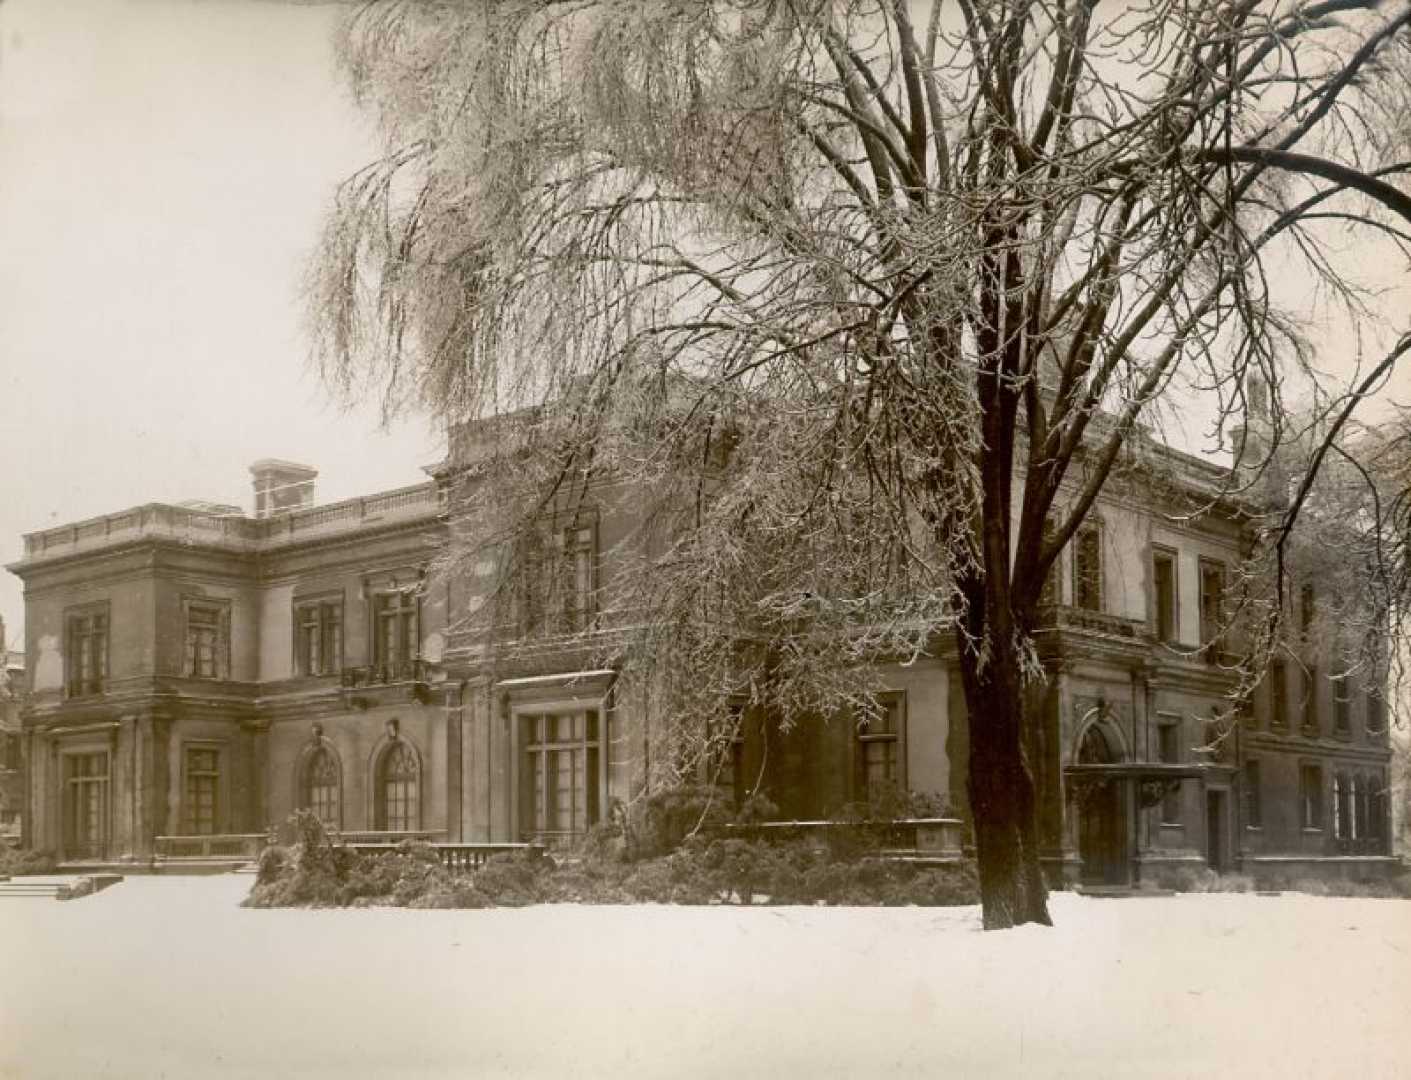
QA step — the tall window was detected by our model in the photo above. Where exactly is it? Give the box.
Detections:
[373,591,419,681]
[855,695,905,803]
[1268,658,1288,728]
[184,600,230,679]
[1332,667,1351,734]
[1301,665,1319,734]
[1157,721,1181,825]
[65,607,108,697]
[560,525,596,633]
[1299,583,1316,639]
[184,747,220,835]
[1152,549,1177,643]
[515,520,598,637]
[1073,525,1102,611]
[1198,559,1226,655]
[375,740,419,832]
[521,709,600,846]
[301,746,340,827]
[1244,759,1262,829]
[706,704,746,807]
[1300,763,1323,829]
[1365,690,1387,734]
[63,751,109,859]
[295,599,343,676]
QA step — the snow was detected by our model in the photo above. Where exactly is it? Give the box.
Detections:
[1,876,1408,1079]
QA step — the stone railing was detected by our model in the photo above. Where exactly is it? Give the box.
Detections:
[154,833,272,859]
[20,483,443,563]
[261,483,442,544]
[1036,604,1146,640]
[348,841,544,871]
[332,829,446,846]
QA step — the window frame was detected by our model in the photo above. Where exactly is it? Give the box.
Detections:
[519,707,602,847]
[181,742,223,836]
[1151,546,1179,645]
[1072,522,1103,613]
[1299,762,1324,831]
[64,601,110,698]
[1197,557,1227,656]
[292,592,345,678]
[370,589,420,681]
[853,692,907,805]
[182,597,231,681]
[373,737,421,833]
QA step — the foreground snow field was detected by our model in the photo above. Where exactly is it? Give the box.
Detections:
[1,875,1407,1079]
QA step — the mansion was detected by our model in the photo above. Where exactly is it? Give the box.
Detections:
[5,437,1399,886]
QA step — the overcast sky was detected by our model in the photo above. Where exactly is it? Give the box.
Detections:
[1,1,1408,646]
[0,0,439,639]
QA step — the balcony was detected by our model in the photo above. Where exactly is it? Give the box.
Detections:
[1035,605,1146,641]
[340,660,432,707]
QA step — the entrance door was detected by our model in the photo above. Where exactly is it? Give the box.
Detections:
[1206,790,1225,872]
[1076,725,1126,884]
[63,752,110,860]
[1078,781,1126,884]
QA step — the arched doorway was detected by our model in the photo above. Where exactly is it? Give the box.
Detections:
[1075,724,1126,885]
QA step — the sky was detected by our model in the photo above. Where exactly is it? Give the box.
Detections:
[0,0,440,640]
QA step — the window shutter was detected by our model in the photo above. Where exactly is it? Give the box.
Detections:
[219,606,231,679]
[184,606,196,677]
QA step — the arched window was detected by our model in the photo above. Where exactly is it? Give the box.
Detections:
[301,746,340,828]
[376,741,419,832]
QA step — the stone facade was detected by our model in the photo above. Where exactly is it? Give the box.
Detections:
[5,441,1398,885]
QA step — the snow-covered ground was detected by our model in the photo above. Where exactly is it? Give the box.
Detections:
[1,875,1407,1079]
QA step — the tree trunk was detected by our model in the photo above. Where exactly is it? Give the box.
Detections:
[956,627,1052,930]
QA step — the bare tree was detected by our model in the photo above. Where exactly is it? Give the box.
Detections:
[311,0,1411,928]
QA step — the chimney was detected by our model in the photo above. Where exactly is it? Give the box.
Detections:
[249,460,318,518]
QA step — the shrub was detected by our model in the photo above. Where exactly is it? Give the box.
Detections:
[246,809,981,910]
[0,848,58,876]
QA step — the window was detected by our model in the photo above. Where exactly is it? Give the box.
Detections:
[184,599,230,679]
[1367,773,1388,851]
[373,591,419,681]
[1334,772,1349,840]
[375,740,419,832]
[1300,763,1323,830]
[1244,759,1262,829]
[706,705,746,807]
[1152,549,1177,643]
[1301,665,1318,734]
[1365,690,1386,734]
[855,695,905,804]
[1073,525,1102,611]
[1332,667,1351,734]
[1157,721,1181,825]
[1299,583,1316,639]
[63,751,109,859]
[521,709,600,846]
[560,525,596,633]
[295,598,343,676]
[65,606,108,697]
[184,747,220,835]
[1268,658,1288,728]
[1198,559,1226,654]
[301,746,340,827]
[515,519,598,637]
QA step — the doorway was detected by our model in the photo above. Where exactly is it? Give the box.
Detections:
[62,751,110,861]
[1076,724,1127,885]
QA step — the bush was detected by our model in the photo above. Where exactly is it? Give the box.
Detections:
[0,848,58,876]
[245,811,981,910]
